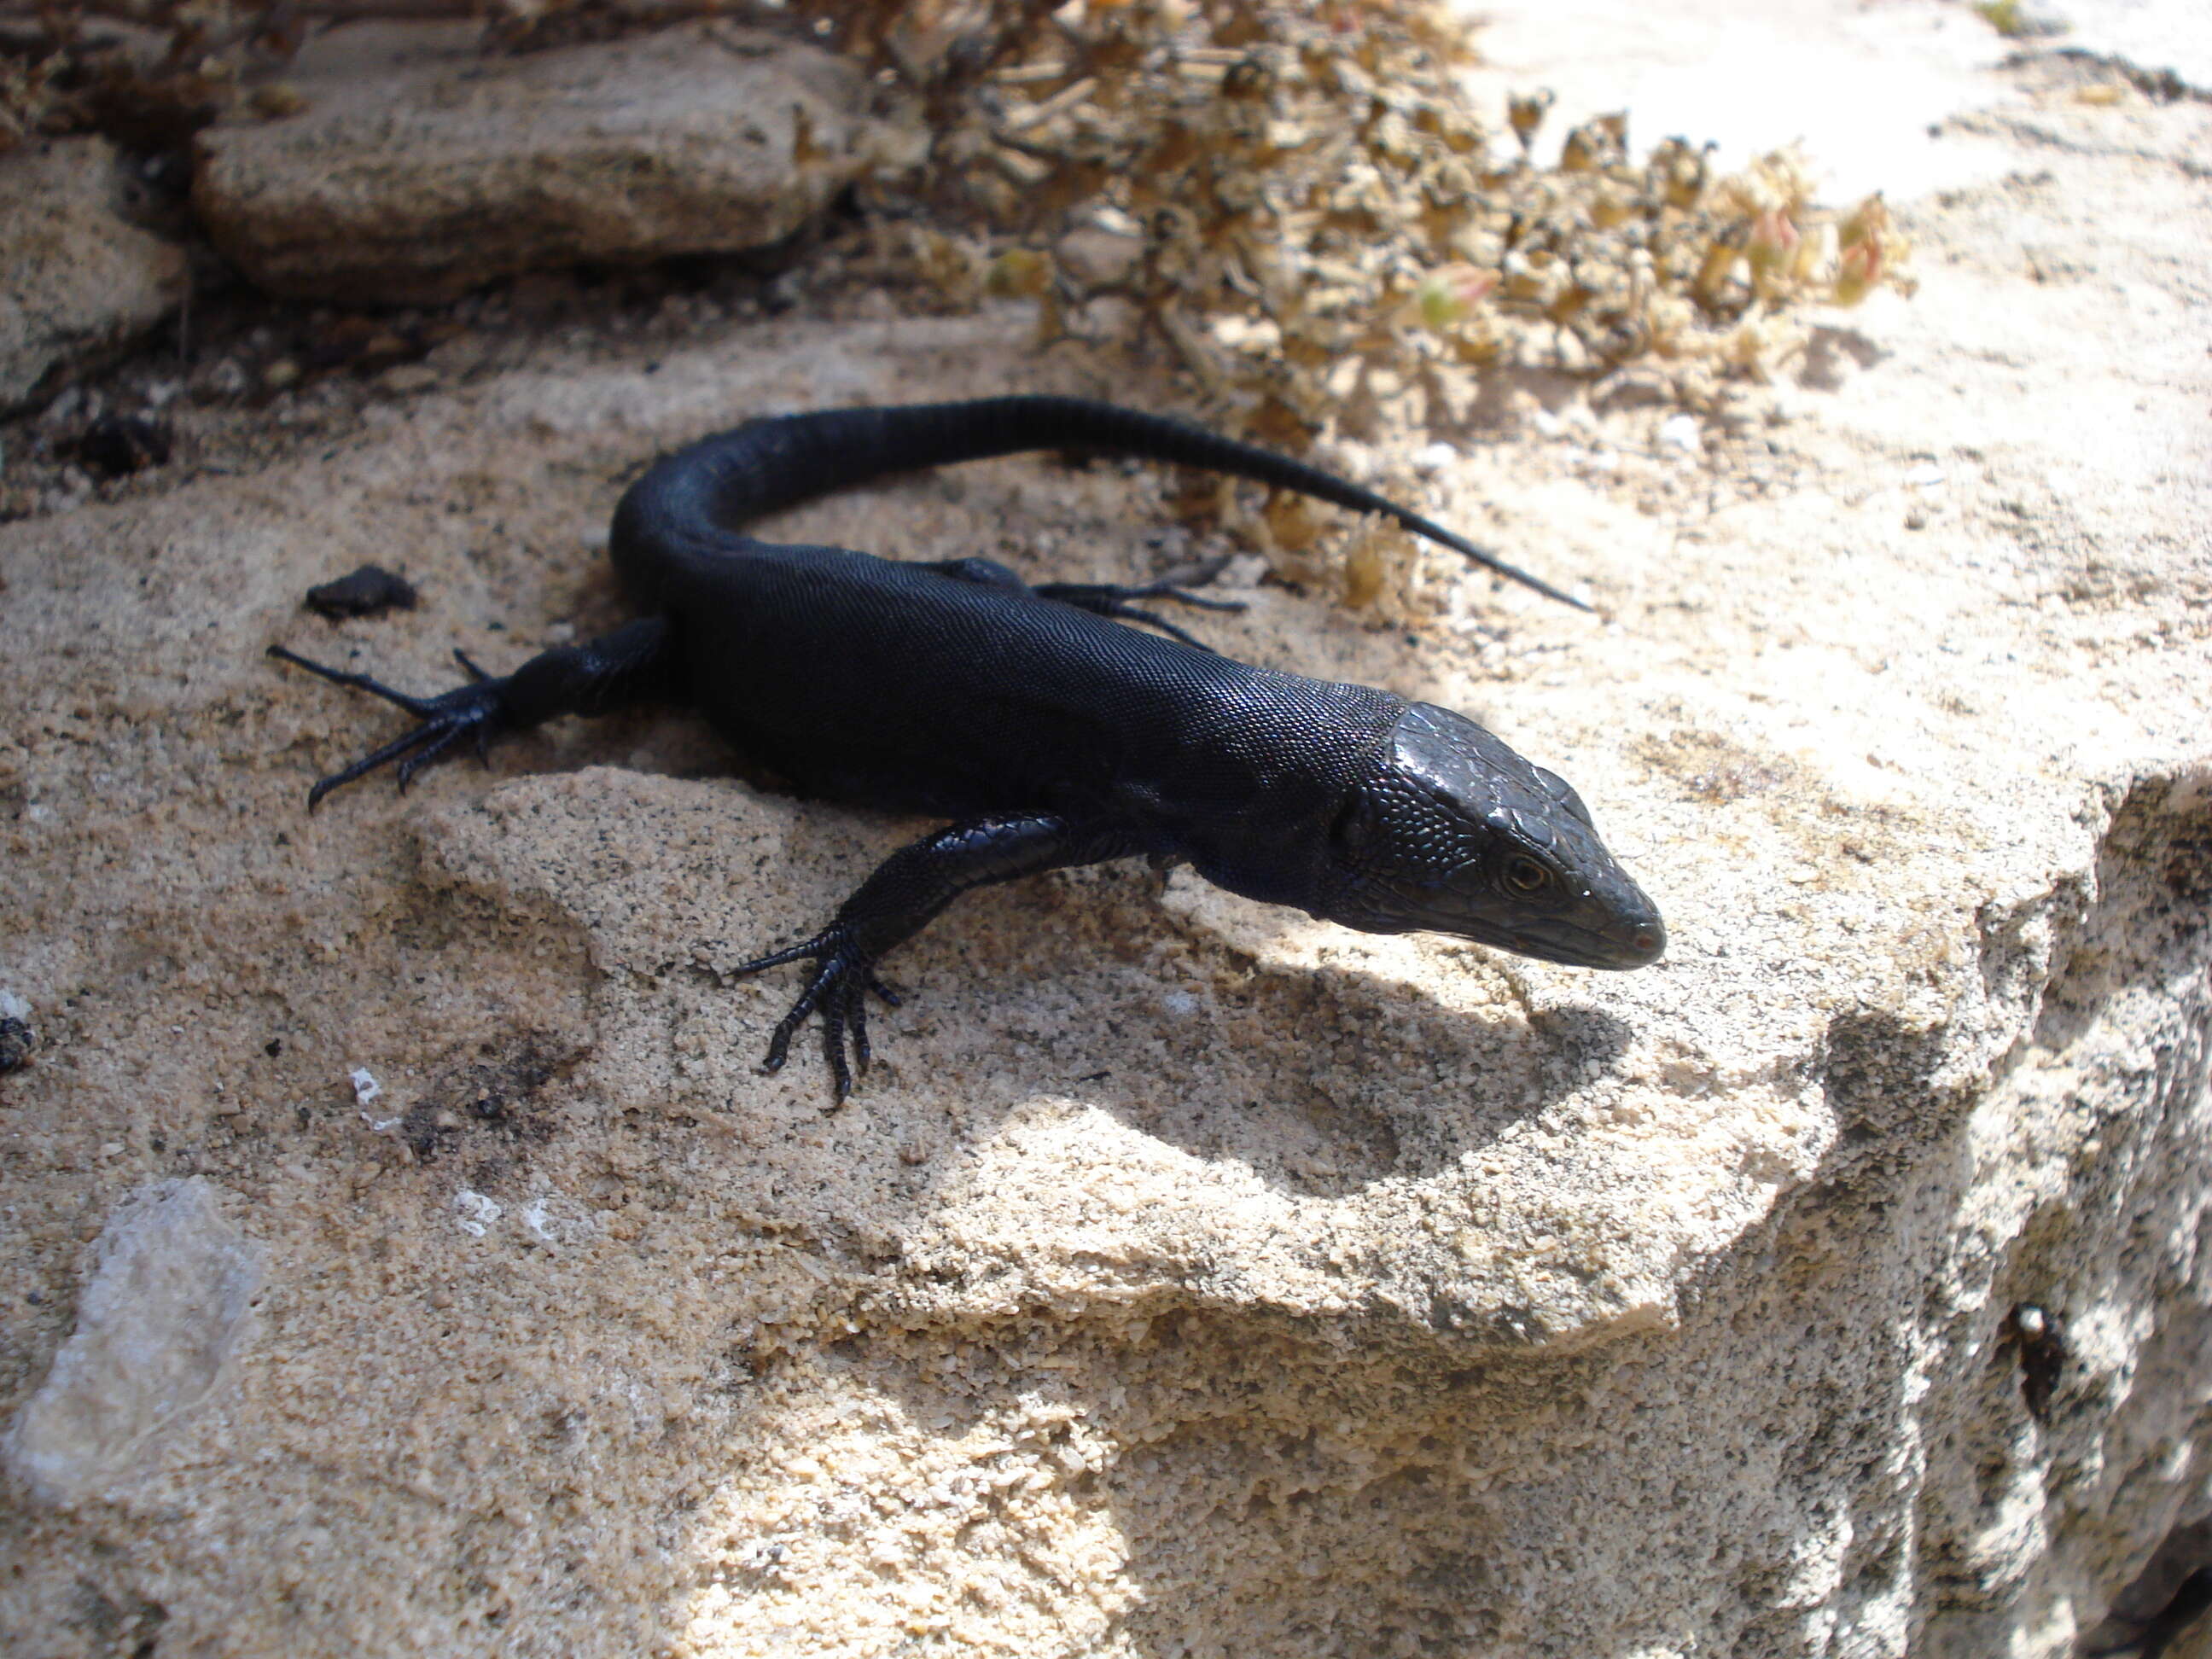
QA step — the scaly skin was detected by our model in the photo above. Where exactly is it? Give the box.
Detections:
[271,396,1663,1099]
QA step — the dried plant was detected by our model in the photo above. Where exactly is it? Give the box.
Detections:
[831,1,1914,608]
[3,0,1913,612]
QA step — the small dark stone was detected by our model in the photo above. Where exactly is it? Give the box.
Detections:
[264,1039,283,1057]
[0,1016,32,1074]
[74,415,172,478]
[306,315,422,374]
[305,564,420,620]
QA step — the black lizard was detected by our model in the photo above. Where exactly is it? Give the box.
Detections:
[271,396,1663,1098]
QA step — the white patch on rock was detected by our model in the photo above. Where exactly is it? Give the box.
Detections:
[453,1190,501,1237]
[350,1067,400,1131]
[3,1179,264,1506]
[519,1192,596,1247]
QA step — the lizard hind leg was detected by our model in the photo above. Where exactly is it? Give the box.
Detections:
[266,615,675,808]
[1035,556,1249,649]
[266,644,511,806]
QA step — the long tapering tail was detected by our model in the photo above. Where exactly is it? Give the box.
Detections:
[612,395,1587,611]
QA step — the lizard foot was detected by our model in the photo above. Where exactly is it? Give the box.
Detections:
[1036,556,1247,649]
[729,923,903,1102]
[268,644,510,806]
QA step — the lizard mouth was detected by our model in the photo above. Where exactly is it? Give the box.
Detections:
[1329,876,1667,970]
[1500,911,1666,970]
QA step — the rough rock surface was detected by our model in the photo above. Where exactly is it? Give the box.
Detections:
[1,3,2208,1656]
[192,21,916,304]
[0,138,188,412]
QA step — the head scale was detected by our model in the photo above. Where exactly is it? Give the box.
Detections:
[1318,703,1664,969]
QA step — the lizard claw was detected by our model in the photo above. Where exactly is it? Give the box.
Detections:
[267,644,512,806]
[729,923,900,1102]
[1034,561,1249,650]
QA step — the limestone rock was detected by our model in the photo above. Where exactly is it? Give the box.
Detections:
[192,21,917,304]
[2,267,2207,1644]
[4,1179,264,1507]
[1,11,2209,1654]
[0,138,188,412]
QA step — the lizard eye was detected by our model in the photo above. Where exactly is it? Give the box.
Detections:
[1504,855,1551,894]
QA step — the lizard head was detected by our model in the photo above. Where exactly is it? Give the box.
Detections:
[1316,702,1664,970]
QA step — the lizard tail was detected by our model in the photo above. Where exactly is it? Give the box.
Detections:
[612,395,1588,612]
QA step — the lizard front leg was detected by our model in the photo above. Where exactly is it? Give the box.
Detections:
[731,814,1140,1101]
